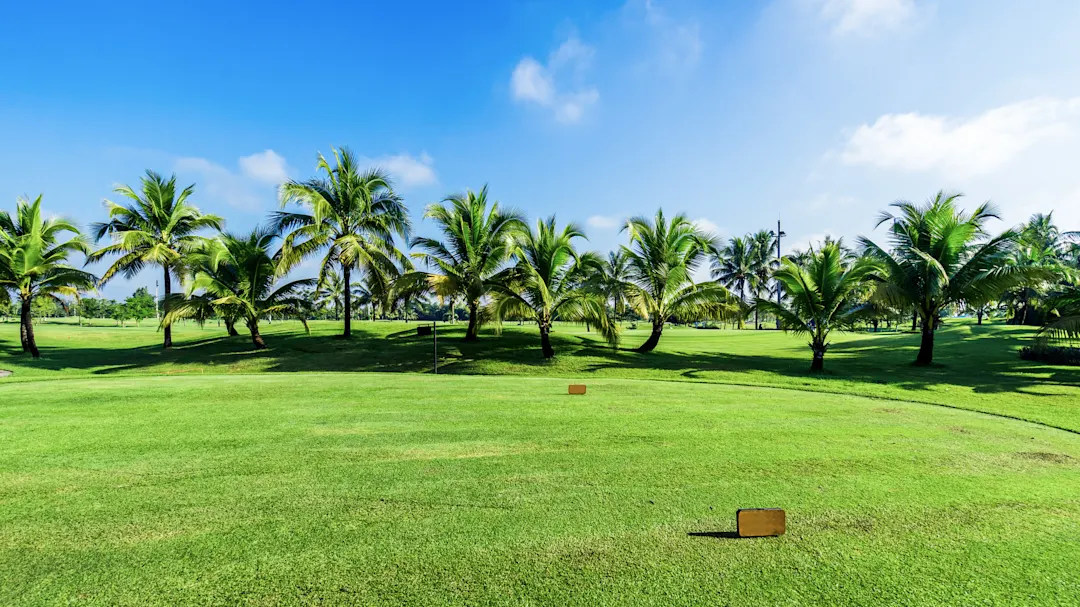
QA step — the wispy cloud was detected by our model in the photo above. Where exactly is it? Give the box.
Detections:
[365,152,437,189]
[819,0,919,36]
[587,214,622,229]
[636,0,703,71]
[839,97,1080,179]
[237,150,290,186]
[692,217,721,236]
[511,36,600,124]
[174,150,291,212]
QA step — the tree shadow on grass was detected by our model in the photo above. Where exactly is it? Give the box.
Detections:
[1,323,1077,403]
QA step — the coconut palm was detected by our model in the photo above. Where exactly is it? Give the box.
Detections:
[0,195,97,358]
[163,228,315,350]
[754,243,878,372]
[317,269,366,320]
[712,235,754,328]
[88,170,223,349]
[276,146,411,338]
[411,186,526,340]
[597,249,631,321]
[489,216,617,358]
[748,229,779,329]
[1039,283,1080,343]
[860,191,1049,366]
[622,210,740,352]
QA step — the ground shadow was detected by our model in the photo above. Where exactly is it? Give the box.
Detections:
[687,531,742,539]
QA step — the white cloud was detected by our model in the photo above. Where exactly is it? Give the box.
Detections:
[511,58,555,105]
[840,97,1080,179]
[510,36,600,124]
[820,0,918,36]
[174,156,268,212]
[640,0,702,71]
[692,217,721,236]
[368,152,437,189]
[238,150,290,186]
[587,214,621,229]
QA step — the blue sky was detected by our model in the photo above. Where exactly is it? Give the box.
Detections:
[4,0,1080,296]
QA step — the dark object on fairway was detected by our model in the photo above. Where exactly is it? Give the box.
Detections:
[688,531,740,539]
[416,326,432,336]
[568,384,586,395]
[737,508,785,537]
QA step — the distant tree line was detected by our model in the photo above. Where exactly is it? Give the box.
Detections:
[2,145,1077,367]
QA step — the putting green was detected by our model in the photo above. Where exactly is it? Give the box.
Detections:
[2,374,1078,605]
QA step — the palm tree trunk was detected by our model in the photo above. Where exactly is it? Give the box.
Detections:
[540,322,555,358]
[911,309,918,331]
[225,318,239,336]
[915,320,934,366]
[21,298,40,359]
[754,306,760,330]
[738,286,746,329]
[637,319,663,353]
[342,265,352,338]
[810,342,825,373]
[977,310,984,325]
[162,266,173,348]
[248,319,267,350]
[465,300,480,341]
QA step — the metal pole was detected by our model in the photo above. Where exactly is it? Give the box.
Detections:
[432,322,438,374]
[775,218,785,329]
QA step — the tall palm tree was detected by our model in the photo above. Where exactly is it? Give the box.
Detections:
[489,216,617,358]
[597,249,631,322]
[317,269,364,320]
[163,228,315,350]
[749,229,779,329]
[276,146,411,338]
[89,170,223,349]
[622,210,740,352]
[755,243,878,372]
[712,235,754,328]
[860,191,1048,366]
[0,195,97,358]
[411,186,526,340]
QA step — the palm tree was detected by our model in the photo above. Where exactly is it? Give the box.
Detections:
[712,235,754,328]
[163,228,315,350]
[317,269,365,321]
[489,216,617,358]
[622,210,740,352]
[276,146,411,338]
[595,250,631,322]
[89,170,223,349]
[0,195,97,358]
[754,243,878,372]
[860,191,1049,366]
[411,186,526,340]
[749,229,779,329]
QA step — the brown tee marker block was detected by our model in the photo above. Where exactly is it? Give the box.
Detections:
[568,384,587,395]
[737,508,785,537]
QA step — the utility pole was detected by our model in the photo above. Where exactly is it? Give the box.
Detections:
[775,218,785,329]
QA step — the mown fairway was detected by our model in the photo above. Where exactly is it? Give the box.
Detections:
[1,321,1079,605]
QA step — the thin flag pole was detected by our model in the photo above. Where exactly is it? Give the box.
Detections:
[433,322,438,374]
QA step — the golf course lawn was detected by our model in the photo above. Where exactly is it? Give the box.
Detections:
[2,320,1079,604]
[2,373,1079,605]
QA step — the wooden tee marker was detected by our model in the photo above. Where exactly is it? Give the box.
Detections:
[737,508,785,537]
[568,384,587,395]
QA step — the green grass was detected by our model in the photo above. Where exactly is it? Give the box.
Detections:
[2,374,1078,605]
[1,320,1079,604]
[2,318,1079,432]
